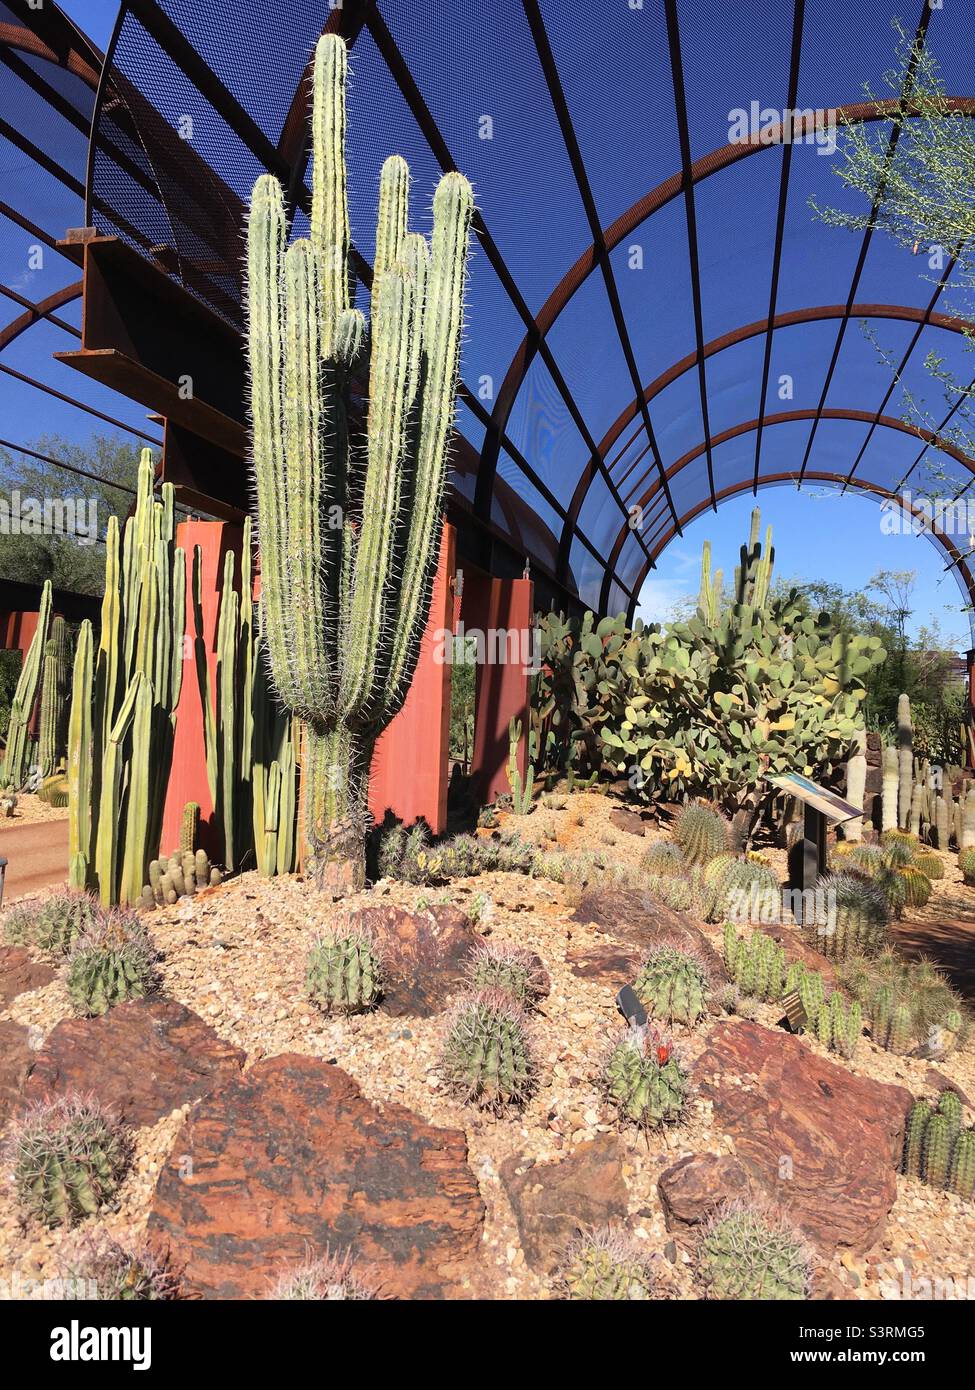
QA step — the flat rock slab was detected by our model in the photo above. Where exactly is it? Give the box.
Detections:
[22,998,245,1128]
[695,1020,911,1252]
[569,889,725,980]
[500,1135,628,1273]
[0,1019,34,1128]
[608,807,652,838]
[349,902,475,1017]
[147,1054,484,1299]
[566,939,643,988]
[755,923,838,988]
[0,945,55,1007]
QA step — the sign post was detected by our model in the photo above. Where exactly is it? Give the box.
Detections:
[768,773,862,896]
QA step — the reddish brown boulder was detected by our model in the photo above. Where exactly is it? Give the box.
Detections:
[567,939,643,987]
[0,1019,34,1127]
[657,1153,752,1232]
[0,945,55,1006]
[500,1135,628,1273]
[695,1021,911,1252]
[608,807,652,838]
[147,1054,484,1299]
[570,889,725,979]
[349,902,475,1016]
[22,998,245,1128]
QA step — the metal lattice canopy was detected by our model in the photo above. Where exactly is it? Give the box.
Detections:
[81,0,975,628]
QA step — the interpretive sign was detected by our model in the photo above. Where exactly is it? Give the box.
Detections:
[768,772,862,894]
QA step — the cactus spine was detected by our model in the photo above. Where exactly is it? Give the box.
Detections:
[246,35,474,893]
[1,578,51,788]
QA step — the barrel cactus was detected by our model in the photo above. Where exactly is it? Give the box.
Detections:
[38,615,71,778]
[557,1227,656,1300]
[305,927,383,1015]
[271,1251,381,1300]
[706,857,779,924]
[59,1232,179,1301]
[633,944,709,1026]
[246,35,474,894]
[65,911,159,1017]
[673,804,729,865]
[959,848,975,884]
[441,990,536,1110]
[809,871,889,961]
[897,865,932,908]
[641,841,686,877]
[697,1201,811,1300]
[914,851,944,879]
[604,1029,686,1129]
[6,1094,131,1228]
[2,890,100,955]
[469,940,546,1009]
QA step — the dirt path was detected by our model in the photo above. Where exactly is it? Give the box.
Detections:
[0,818,68,903]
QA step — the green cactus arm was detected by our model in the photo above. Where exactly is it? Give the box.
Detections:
[374,154,410,283]
[310,33,351,351]
[191,546,219,808]
[67,619,93,884]
[120,672,154,906]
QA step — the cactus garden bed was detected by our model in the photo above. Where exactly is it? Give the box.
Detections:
[1,786,974,1301]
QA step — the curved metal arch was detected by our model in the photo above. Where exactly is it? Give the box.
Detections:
[0,283,82,352]
[602,408,975,611]
[619,472,975,635]
[477,95,975,539]
[565,302,975,578]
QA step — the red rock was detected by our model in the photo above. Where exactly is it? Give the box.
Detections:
[348,902,475,1016]
[500,1135,628,1273]
[570,889,725,978]
[0,945,55,1006]
[657,1153,752,1231]
[22,998,245,1127]
[0,1019,34,1127]
[756,923,838,987]
[695,1020,911,1252]
[147,1054,484,1299]
[566,940,643,987]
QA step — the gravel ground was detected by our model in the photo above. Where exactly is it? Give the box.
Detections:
[1,790,974,1300]
[0,796,69,827]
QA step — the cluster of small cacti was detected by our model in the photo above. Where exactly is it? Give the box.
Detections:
[270,1251,382,1300]
[469,939,546,1009]
[903,1090,975,1200]
[839,950,969,1057]
[141,848,222,908]
[672,804,729,866]
[557,1227,656,1300]
[603,1028,686,1129]
[65,909,159,1017]
[440,989,536,1110]
[305,927,383,1014]
[634,943,709,1025]
[806,870,889,961]
[5,1094,131,1228]
[641,841,685,877]
[722,924,785,1002]
[696,1200,812,1300]
[506,718,536,815]
[782,960,861,1059]
[57,1232,179,1300]
[2,889,100,954]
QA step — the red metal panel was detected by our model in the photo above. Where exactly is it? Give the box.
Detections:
[369,524,456,834]
[0,609,39,657]
[159,520,243,859]
[465,574,534,806]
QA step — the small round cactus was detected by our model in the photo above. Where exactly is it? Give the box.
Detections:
[468,939,546,1008]
[604,1028,686,1129]
[557,1226,656,1300]
[673,804,729,866]
[633,943,709,1026]
[57,1232,179,1300]
[959,847,975,885]
[6,1094,131,1229]
[270,1251,382,1300]
[65,910,159,1017]
[896,866,931,908]
[707,858,780,926]
[3,890,100,954]
[641,841,685,878]
[914,851,944,880]
[811,871,889,961]
[441,990,536,1110]
[697,1201,812,1300]
[305,927,382,1014]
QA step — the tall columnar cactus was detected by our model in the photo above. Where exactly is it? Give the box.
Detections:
[896,694,913,830]
[67,454,185,905]
[246,35,474,893]
[881,745,899,833]
[844,728,867,842]
[1,578,51,789]
[961,788,975,851]
[38,616,70,778]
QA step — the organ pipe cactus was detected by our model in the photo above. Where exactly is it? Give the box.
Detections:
[881,745,899,833]
[38,616,70,778]
[1,578,51,789]
[896,694,913,830]
[844,727,867,842]
[246,34,474,893]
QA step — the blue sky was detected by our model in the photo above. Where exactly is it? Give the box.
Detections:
[5,0,973,648]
